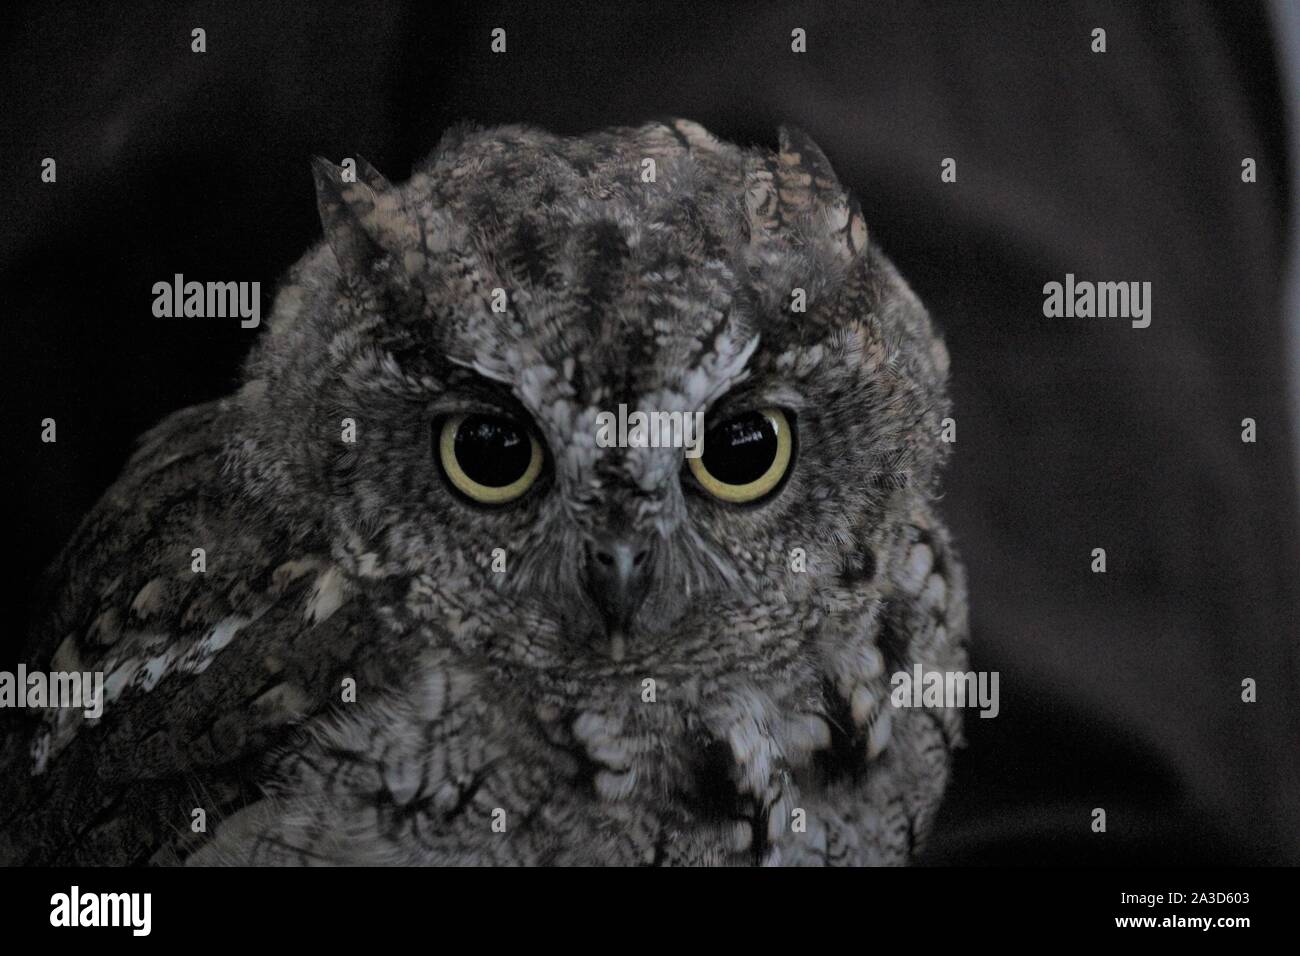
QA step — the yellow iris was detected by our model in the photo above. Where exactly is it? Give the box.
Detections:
[688,408,792,503]
[439,415,543,505]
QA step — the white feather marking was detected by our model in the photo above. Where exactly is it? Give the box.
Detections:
[305,566,348,624]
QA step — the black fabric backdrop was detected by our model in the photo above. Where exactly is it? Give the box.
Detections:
[1,0,1296,864]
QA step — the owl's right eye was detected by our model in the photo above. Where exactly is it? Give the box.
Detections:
[437,414,543,505]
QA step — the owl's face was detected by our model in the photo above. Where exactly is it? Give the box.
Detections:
[237,121,950,720]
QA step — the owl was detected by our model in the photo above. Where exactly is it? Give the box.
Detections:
[0,120,966,866]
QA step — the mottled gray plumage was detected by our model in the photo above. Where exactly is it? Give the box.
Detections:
[0,120,966,865]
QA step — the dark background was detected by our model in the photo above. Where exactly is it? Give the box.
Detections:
[2,0,1297,864]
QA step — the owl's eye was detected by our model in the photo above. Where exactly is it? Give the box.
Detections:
[688,408,793,504]
[438,414,544,505]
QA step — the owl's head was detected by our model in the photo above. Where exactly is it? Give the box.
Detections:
[233,120,951,704]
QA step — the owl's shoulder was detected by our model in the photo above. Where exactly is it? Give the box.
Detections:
[29,398,239,660]
[3,398,377,864]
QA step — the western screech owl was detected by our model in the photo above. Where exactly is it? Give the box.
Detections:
[0,120,967,865]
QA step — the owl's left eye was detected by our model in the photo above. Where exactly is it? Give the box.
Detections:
[688,408,794,504]
[437,414,544,505]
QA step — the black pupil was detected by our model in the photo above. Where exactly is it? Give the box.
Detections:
[453,416,531,487]
[703,412,778,485]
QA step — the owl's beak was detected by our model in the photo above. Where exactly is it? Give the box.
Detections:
[582,534,656,654]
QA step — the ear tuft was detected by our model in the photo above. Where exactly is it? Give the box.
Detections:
[777,125,839,189]
[757,127,867,262]
[352,155,394,193]
[311,156,424,278]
